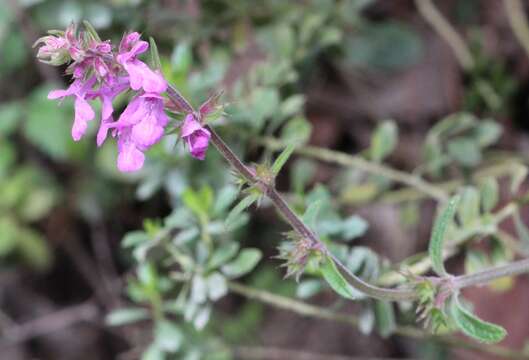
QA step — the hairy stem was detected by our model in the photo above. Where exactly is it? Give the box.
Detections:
[454,257,529,290]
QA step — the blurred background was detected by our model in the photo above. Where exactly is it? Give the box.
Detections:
[3,0,529,359]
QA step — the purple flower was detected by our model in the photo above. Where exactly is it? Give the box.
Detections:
[117,32,167,94]
[104,93,169,172]
[34,35,69,65]
[86,76,130,146]
[48,76,96,141]
[181,113,211,160]
[116,128,145,172]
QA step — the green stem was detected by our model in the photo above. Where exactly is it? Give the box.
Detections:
[454,257,529,290]
[259,136,448,202]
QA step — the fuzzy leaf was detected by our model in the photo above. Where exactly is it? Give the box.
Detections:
[221,248,262,278]
[105,307,149,326]
[320,256,363,300]
[271,144,296,175]
[479,178,499,213]
[370,120,398,162]
[225,193,259,229]
[450,295,507,343]
[429,195,460,276]
[458,187,480,227]
[374,300,396,337]
[149,37,162,71]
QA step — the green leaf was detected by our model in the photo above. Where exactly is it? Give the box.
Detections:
[457,187,480,227]
[370,120,398,162]
[320,256,363,300]
[149,37,162,71]
[345,22,423,70]
[340,215,369,241]
[24,85,74,160]
[479,178,499,213]
[142,343,164,360]
[374,300,396,337]
[280,95,305,118]
[511,164,528,194]
[208,242,240,270]
[474,120,502,147]
[465,249,489,274]
[281,117,312,145]
[514,212,529,248]
[429,195,460,276]
[302,200,321,230]
[296,279,322,299]
[447,138,481,167]
[221,248,262,278]
[171,42,192,74]
[206,272,228,301]
[182,186,213,218]
[0,217,18,257]
[82,20,102,42]
[105,307,150,326]
[450,295,507,343]
[17,227,52,271]
[271,144,296,175]
[212,186,239,216]
[0,101,22,135]
[291,159,316,194]
[225,193,259,230]
[155,320,183,352]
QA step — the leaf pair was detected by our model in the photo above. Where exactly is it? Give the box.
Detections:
[428,195,507,343]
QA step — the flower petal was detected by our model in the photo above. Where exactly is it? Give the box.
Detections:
[117,141,145,172]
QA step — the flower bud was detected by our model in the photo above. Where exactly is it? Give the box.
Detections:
[33,35,70,66]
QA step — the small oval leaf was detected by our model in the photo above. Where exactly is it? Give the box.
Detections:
[429,195,460,276]
[221,248,262,278]
[450,295,507,344]
[320,256,364,300]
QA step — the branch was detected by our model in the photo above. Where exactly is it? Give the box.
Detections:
[0,303,98,347]
[167,85,419,301]
[453,257,529,290]
[415,0,474,70]
[225,279,527,359]
[258,136,448,202]
[504,0,529,59]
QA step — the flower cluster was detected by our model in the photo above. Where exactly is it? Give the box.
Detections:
[35,24,211,172]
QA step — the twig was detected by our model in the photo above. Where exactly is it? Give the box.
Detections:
[258,136,448,202]
[224,280,527,359]
[0,302,99,347]
[504,0,529,59]
[167,84,419,301]
[415,0,474,70]
[234,346,407,360]
[453,257,529,290]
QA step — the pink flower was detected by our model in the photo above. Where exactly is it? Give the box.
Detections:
[181,113,211,160]
[104,93,169,171]
[86,76,130,146]
[117,32,167,94]
[116,128,145,172]
[48,76,96,141]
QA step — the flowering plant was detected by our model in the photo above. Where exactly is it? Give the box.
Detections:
[29,13,529,359]
[38,23,211,172]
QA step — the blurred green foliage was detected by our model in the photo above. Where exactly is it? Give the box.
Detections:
[3,0,529,359]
